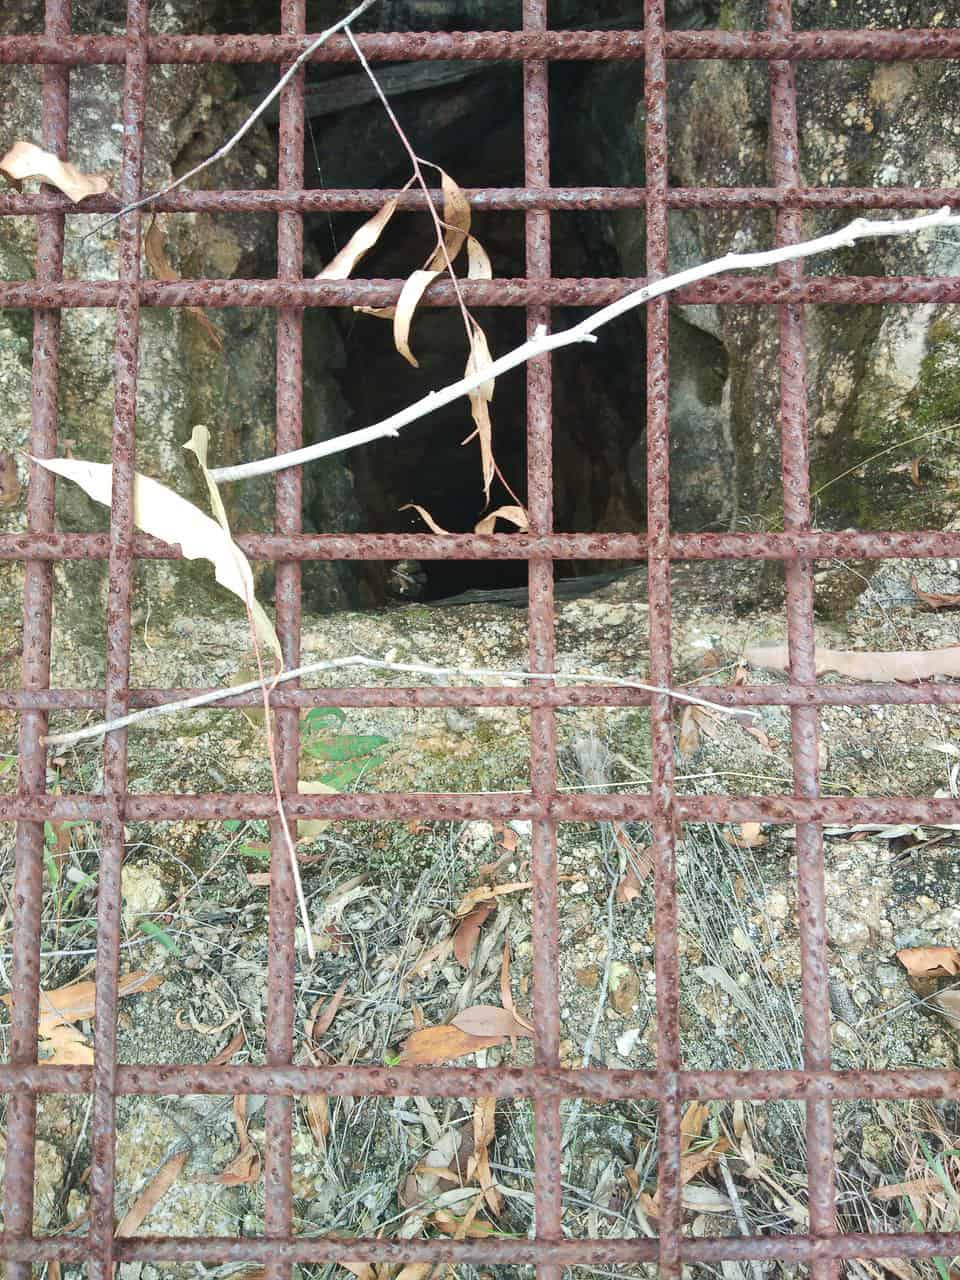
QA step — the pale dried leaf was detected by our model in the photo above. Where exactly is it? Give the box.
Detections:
[453,904,492,968]
[680,1183,733,1213]
[305,1093,330,1150]
[431,1207,496,1237]
[184,425,280,662]
[317,197,399,279]
[339,1265,375,1280]
[202,1096,261,1186]
[398,1024,507,1065]
[400,503,451,535]
[732,1100,745,1139]
[727,822,767,848]
[474,505,529,535]
[403,937,454,983]
[115,1146,190,1236]
[911,575,960,610]
[394,1266,435,1280]
[745,643,960,682]
[681,1102,709,1154]
[209,1029,245,1065]
[932,987,960,1030]
[678,705,700,758]
[424,167,471,271]
[0,139,109,202]
[872,1177,943,1201]
[394,268,441,367]
[451,1005,532,1039]
[500,941,514,1013]
[144,219,222,350]
[466,235,492,280]
[896,946,960,978]
[35,450,281,664]
[463,326,496,502]
[297,779,337,839]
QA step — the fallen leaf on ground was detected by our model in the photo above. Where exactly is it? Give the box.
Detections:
[2,968,162,1036]
[403,936,454,984]
[296,779,337,840]
[468,1095,502,1216]
[431,1207,497,1237]
[316,196,400,280]
[308,980,348,1043]
[305,1092,330,1151]
[451,1005,532,1039]
[144,218,222,350]
[896,946,960,978]
[872,1176,943,1201]
[115,1146,190,1236]
[637,1101,730,1217]
[398,1024,508,1065]
[615,826,653,902]
[200,1095,260,1185]
[339,1265,375,1280]
[726,822,767,849]
[932,988,960,1030]
[35,444,281,664]
[910,575,960,610]
[455,880,533,917]
[0,452,20,509]
[38,1022,95,1065]
[209,1029,245,1065]
[678,705,700,758]
[453,904,492,967]
[0,139,109,202]
[744,643,960,682]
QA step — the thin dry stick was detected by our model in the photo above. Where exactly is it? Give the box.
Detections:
[42,653,756,750]
[210,206,960,483]
[86,0,381,236]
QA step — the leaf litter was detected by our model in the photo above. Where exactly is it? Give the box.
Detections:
[0,139,110,202]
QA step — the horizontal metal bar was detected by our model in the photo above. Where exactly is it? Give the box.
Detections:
[3,531,960,561]
[2,28,960,66]
[2,794,959,823]
[4,1230,960,1266]
[3,186,960,216]
[7,680,960,714]
[0,1064,955,1100]
[3,276,960,308]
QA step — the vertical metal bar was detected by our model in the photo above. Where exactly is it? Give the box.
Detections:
[264,0,306,1271]
[87,1,149,1274]
[4,2,71,1273]
[644,2,683,1277]
[767,2,837,1275]
[522,0,562,1271]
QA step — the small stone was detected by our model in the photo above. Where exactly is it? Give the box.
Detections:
[765,891,789,921]
[459,821,495,853]
[616,1027,640,1057]
[120,863,165,929]
[575,964,600,989]
[569,880,589,895]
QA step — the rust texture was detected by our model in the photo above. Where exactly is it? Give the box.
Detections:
[2,0,960,1274]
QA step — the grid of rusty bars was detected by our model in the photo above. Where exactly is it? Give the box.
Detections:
[3,1,960,1277]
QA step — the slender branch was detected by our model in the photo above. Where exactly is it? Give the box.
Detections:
[210,206,960,484]
[86,0,380,235]
[41,654,756,750]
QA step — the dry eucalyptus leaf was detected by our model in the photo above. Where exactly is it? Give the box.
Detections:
[745,643,960,682]
[115,1146,190,1236]
[0,452,20,509]
[38,1022,95,1066]
[400,502,451,535]
[453,903,492,967]
[678,705,700,758]
[451,1004,532,1039]
[473,505,528,535]
[896,946,960,978]
[463,325,496,501]
[308,980,348,1041]
[398,1023,507,1065]
[144,218,222,350]
[423,166,471,271]
[393,267,441,367]
[316,197,399,279]
[1,968,162,1037]
[455,880,533,916]
[466,235,492,280]
[34,447,281,664]
[0,139,109,202]
[910,575,960,610]
[932,987,960,1030]
[297,779,337,840]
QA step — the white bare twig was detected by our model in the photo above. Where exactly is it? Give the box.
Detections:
[210,207,960,483]
[88,0,380,234]
[42,654,755,749]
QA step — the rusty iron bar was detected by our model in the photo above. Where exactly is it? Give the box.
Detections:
[2,0,960,1275]
[4,185,960,214]
[5,28,960,64]
[5,275,960,306]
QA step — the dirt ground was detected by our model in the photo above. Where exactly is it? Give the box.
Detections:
[1,555,960,1280]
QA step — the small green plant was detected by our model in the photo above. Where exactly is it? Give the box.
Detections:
[301,707,391,790]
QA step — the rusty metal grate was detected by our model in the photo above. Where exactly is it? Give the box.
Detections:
[2,1,960,1277]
